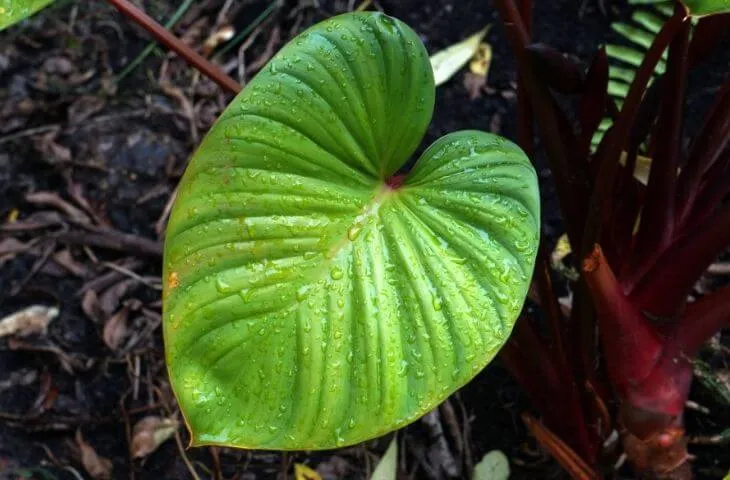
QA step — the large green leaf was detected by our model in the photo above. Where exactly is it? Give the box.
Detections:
[163,12,540,450]
[682,0,730,16]
[0,0,53,31]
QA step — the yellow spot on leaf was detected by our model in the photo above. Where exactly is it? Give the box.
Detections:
[168,271,180,290]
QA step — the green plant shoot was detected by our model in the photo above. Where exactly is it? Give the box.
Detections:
[163,12,540,450]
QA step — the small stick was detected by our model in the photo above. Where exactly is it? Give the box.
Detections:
[104,0,241,94]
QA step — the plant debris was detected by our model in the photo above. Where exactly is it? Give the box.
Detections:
[0,305,58,338]
[130,415,179,458]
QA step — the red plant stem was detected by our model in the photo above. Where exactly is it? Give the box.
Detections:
[688,153,730,227]
[687,13,730,65]
[670,284,730,358]
[512,0,576,416]
[522,414,598,480]
[579,9,687,261]
[104,0,242,94]
[494,0,586,247]
[676,79,730,225]
[582,245,664,395]
[534,248,571,381]
[610,145,641,272]
[515,0,534,157]
[578,48,609,157]
[633,11,690,257]
[630,200,730,317]
[500,321,597,462]
[499,323,563,419]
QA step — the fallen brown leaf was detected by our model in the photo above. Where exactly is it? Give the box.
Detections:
[463,72,487,100]
[103,305,130,351]
[99,278,138,315]
[33,130,71,165]
[0,237,30,268]
[0,305,58,338]
[202,25,235,56]
[82,290,104,323]
[68,95,106,126]
[130,416,179,458]
[76,430,113,480]
[294,463,322,480]
[52,249,89,278]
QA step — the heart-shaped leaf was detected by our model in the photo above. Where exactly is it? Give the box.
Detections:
[0,0,53,32]
[163,12,540,450]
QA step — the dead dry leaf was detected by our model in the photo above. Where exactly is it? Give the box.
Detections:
[294,463,322,480]
[103,305,130,351]
[76,430,112,480]
[430,26,490,87]
[0,237,30,268]
[130,416,179,458]
[53,249,89,278]
[463,72,487,100]
[469,43,493,77]
[68,95,106,126]
[82,290,104,323]
[0,305,58,338]
[33,130,71,165]
[100,278,138,315]
[202,25,235,56]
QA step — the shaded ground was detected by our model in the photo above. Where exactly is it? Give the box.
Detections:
[0,1,728,479]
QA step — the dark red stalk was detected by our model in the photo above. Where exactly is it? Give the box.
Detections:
[500,319,597,461]
[633,12,691,259]
[515,0,534,157]
[499,321,564,420]
[578,49,609,157]
[525,44,585,94]
[670,284,730,358]
[511,0,575,404]
[687,154,730,227]
[676,79,730,225]
[608,146,641,271]
[630,201,730,317]
[579,9,687,260]
[687,13,730,65]
[494,0,587,247]
[582,245,663,395]
[104,0,242,94]
[522,414,598,480]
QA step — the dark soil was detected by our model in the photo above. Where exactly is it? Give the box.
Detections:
[1,1,728,479]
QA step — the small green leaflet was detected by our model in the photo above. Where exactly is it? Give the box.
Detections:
[0,0,53,31]
[163,12,540,450]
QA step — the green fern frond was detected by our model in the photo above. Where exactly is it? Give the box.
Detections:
[592,0,675,150]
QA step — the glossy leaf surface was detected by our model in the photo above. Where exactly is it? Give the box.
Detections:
[163,12,540,450]
[682,0,730,16]
[0,0,52,31]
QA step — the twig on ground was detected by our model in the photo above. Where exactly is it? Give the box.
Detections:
[55,229,162,257]
[105,0,241,94]
[102,261,162,290]
[115,0,197,84]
